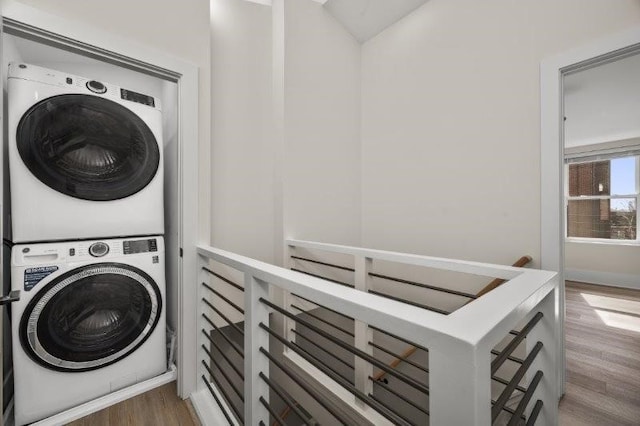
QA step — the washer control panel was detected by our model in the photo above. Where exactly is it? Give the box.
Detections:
[123,238,158,255]
[13,237,163,268]
[121,88,155,107]
[89,241,110,257]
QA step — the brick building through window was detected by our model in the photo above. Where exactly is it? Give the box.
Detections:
[566,157,638,240]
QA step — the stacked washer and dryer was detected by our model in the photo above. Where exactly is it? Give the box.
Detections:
[7,63,168,425]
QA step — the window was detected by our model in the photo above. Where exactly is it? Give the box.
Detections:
[566,155,639,242]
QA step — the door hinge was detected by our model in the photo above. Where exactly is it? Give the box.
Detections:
[179,247,183,258]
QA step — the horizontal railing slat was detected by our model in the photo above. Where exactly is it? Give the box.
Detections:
[258,372,314,426]
[507,370,543,426]
[492,341,544,422]
[258,346,349,425]
[198,245,454,350]
[263,298,430,395]
[259,327,410,426]
[286,239,523,279]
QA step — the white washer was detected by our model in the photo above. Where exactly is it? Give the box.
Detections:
[11,236,166,425]
[8,63,164,243]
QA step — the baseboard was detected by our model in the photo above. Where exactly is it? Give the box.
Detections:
[31,364,177,426]
[565,268,640,290]
[190,385,240,426]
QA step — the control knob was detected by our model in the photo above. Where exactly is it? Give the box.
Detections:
[87,80,107,94]
[89,242,109,257]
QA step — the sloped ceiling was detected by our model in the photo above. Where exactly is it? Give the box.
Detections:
[322,0,429,43]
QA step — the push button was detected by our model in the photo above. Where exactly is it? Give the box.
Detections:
[69,248,76,256]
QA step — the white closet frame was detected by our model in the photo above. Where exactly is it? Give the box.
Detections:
[0,0,201,401]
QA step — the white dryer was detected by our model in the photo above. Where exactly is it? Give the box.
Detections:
[8,63,164,243]
[11,236,166,425]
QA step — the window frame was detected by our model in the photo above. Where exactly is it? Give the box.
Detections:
[564,155,640,245]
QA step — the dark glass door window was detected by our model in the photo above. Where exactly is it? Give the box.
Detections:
[20,263,161,372]
[17,94,160,201]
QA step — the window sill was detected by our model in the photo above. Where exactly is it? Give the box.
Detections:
[565,237,640,247]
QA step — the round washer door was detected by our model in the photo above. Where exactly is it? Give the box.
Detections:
[16,94,160,201]
[20,263,162,372]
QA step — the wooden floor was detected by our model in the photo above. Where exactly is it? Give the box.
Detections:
[66,382,200,426]
[559,281,640,425]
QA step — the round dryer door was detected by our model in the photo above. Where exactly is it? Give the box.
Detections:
[20,263,162,372]
[16,94,160,201]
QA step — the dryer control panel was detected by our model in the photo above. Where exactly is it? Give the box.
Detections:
[7,62,161,111]
[123,238,158,255]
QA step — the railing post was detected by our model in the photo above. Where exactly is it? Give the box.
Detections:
[429,344,491,425]
[354,256,374,401]
[283,243,297,344]
[244,273,270,425]
[525,283,560,424]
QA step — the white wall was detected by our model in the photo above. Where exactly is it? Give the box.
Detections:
[12,0,212,244]
[360,0,640,267]
[282,0,362,249]
[565,242,640,289]
[210,0,276,263]
[210,0,362,265]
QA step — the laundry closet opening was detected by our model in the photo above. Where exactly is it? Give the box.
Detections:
[1,23,183,425]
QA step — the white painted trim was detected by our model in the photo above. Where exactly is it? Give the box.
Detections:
[568,131,640,148]
[199,242,559,425]
[243,274,270,424]
[566,237,640,246]
[541,24,640,397]
[243,0,272,5]
[190,387,240,426]
[565,268,640,290]
[564,136,640,155]
[0,0,201,399]
[32,365,177,426]
[199,243,556,349]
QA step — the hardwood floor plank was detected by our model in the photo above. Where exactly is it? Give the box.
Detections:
[563,382,640,425]
[560,394,635,426]
[565,369,607,394]
[66,382,199,426]
[560,282,640,426]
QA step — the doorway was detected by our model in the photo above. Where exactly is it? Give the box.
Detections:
[560,50,640,424]
[540,24,640,422]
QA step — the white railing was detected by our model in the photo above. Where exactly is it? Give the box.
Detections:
[190,240,560,426]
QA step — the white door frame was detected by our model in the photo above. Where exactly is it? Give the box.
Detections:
[540,25,640,398]
[0,0,201,399]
